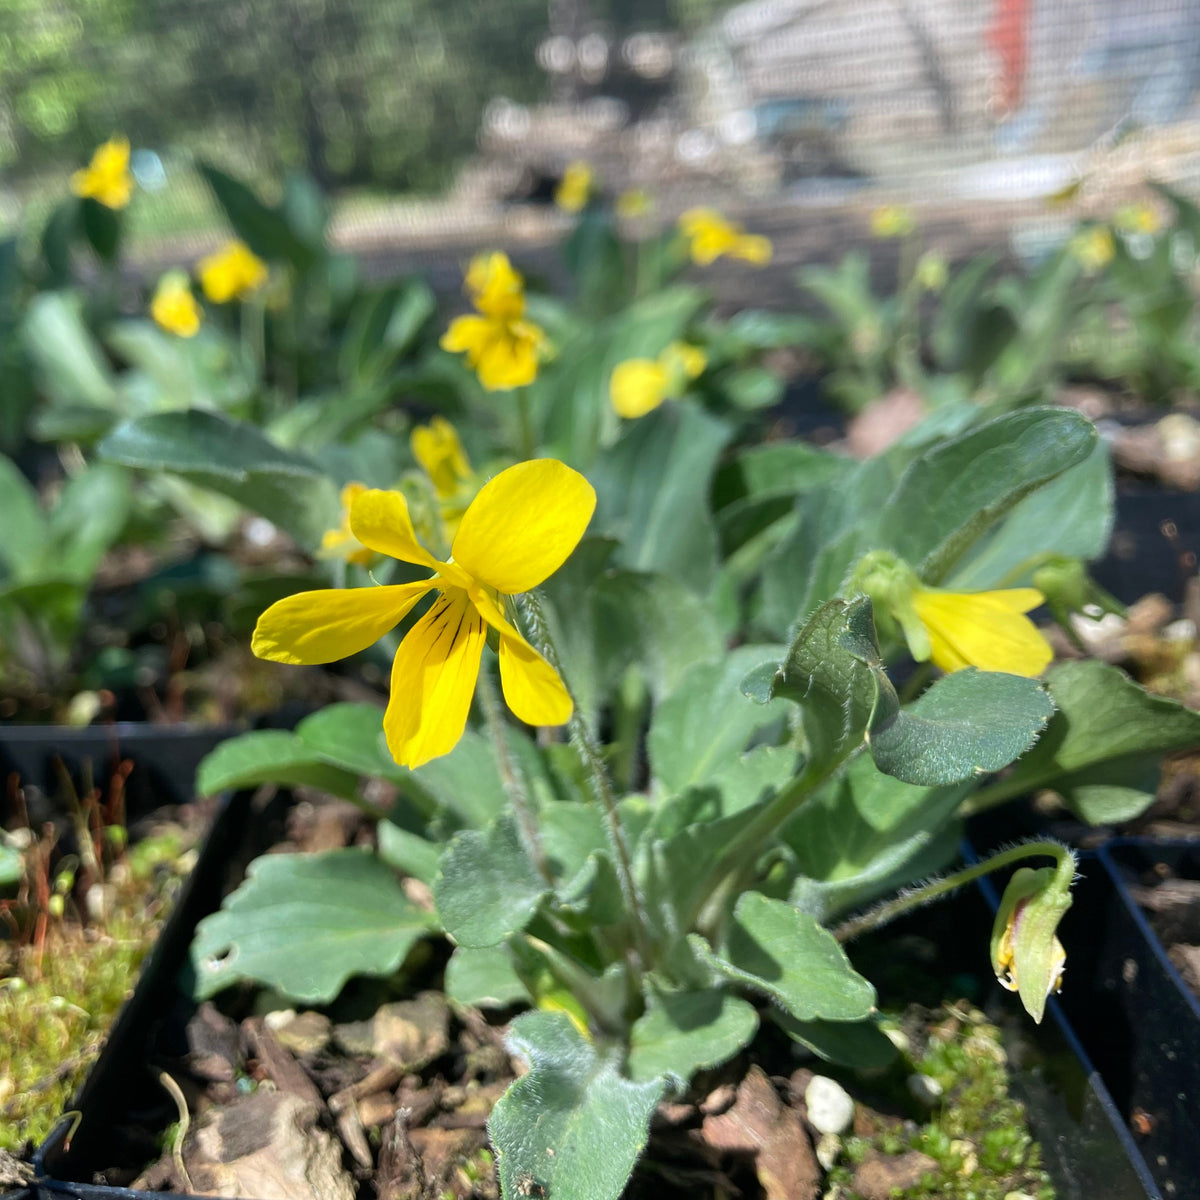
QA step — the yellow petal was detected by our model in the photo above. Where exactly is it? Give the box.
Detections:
[475,327,540,390]
[383,590,487,768]
[610,359,669,418]
[663,342,707,380]
[349,488,445,572]
[440,314,493,356]
[913,589,1053,677]
[733,234,773,265]
[451,460,596,595]
[252,582,431,664]
[499,633,573,726]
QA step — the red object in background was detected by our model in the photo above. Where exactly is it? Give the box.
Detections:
[988,0,1031,112]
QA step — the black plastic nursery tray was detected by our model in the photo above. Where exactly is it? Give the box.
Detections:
[1052,838,1200,1200]
[7,805,1164,1200]
[0,723,240,826]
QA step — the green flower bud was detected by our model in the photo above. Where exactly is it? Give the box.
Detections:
[990,866,1073,1023]
[1031,555,1125,643]
[850,551,929,662]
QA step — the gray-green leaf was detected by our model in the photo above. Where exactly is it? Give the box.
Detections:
[191,849,434,1001]
[627,988,759,1084]
[490,1011,665,1200]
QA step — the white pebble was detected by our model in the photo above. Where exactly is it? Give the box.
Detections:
[805,1075,854,1135]
[816,1131,842,1170]
[907,1073,944,1105]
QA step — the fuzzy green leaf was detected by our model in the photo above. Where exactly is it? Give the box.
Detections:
[196,730,360,800]
[296,702,405,782]
[772,1012,899,1070]
[867,669,1055,786]
[627,989,759,1084]
[988,660,1200,823]
[878,407,1096,583]
[434,816,549,949]
[699,891,875,1021]
[0,454,48,578]
[191,849,434,1001]
[649,646,788,796]
[490,1011,665,1200]
[444,945,531,1009]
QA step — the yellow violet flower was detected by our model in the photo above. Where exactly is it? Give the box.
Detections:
[150,273,202,338]
[555,161,594,213]
[71,136,134,210]
[678,209,772,267]
[252,459,595,768]
[915,252,949,293]
[869,204,916,239]
[853,551,1053,677]
[910,586,1053,677]
[1067,225,1115,274]
[440,252,547,391]
[411,417,472,500]
[610,341,707,419]
[198,240,269,304]
[319,482,375,567]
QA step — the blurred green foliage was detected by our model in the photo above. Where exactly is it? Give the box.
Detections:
[0,0,550,192]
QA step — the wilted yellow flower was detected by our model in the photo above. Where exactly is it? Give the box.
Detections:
[678,209,772,266]
[319,483,376,567]
[610,342,707,419]
[253,459,595,768]
[991,865,1072,1023]
[1115,203,1162,236]
[870,204,916,239]
[440,252,547,391]
[1067,225,1115,273]
[555,161,594,213]
[616,188,653,220]
[910,586,1053,677]
[150,273,202,338]
[71,137,134,210]
[198,240,269,303]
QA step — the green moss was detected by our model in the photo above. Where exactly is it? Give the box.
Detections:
[826,1004,1054,1200]
[0,832,188,1152]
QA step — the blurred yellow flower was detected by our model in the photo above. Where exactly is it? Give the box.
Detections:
[678,209,772,266]
[150,273,202,338]
[440,252,547,391]
[616,188,653,220]
[412,417,472,500]
[610,342,707,419]
[319,482,375,567]
[252,459,595,768]
[911,586,1053,677]
[411,416,475,542]
[1067,225,1115,274]
[869,205,916,239]
[71,137,133,210]
[1115,203,1162,236]
[555,161,594,213]
[915,252,949,292]
[198,240,269,303]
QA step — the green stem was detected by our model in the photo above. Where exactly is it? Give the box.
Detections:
[691,749,854,938]
[516,388,535,459]
[477,659,552,884]
[518,590,653,968]
[833,840,1075,943]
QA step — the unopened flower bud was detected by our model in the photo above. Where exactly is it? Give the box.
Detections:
[1032,555,1124,642]
[990,865,1073,1023]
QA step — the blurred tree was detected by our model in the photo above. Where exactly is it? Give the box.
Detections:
[0,0,550,191]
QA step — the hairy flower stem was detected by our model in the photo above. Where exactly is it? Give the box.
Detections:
[518,591,654,969]
[477,660,552,885]
[832,840,1076,943]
